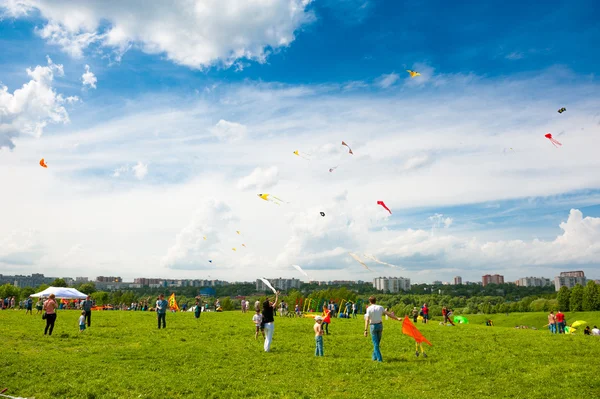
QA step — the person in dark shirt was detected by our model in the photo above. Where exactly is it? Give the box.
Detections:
[262,291,279,352]
[81,296,93,327]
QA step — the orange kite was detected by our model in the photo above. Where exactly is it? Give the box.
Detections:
[402,315,432,346]
[39,158,48,168]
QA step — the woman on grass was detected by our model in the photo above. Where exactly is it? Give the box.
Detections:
[262,291,279,352]
[43,294,58,336]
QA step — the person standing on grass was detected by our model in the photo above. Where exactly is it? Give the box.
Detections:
[43,294,58,336]
[35,298,43,315]
[156,294,168,329]
[363,296,402,362]
[82,295,93,327]
[352,302,357,318]
[556,310,565,334]
[25,297,33,315]
[322,305,331,335]
[262,291,279,352]
[548,311,557,334]
[412,307,419,323]
[314,315,324,356]
[421,303,429,324]
[253,308,264,340]
[78,311,87,333]
[194,299,202,319]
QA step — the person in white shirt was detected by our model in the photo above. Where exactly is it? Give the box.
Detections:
[78,311,86,332]
[592,326,600,336]
[363,296,401,362]
[252,309,265,340]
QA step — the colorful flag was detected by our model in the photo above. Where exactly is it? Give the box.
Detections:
[168,293,180,311]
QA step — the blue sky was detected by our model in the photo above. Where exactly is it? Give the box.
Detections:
[1,0,599,283]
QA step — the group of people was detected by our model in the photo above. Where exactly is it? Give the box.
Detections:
[37,294,93,335]
[547,310,567,334]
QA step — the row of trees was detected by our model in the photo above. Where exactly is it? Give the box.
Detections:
[2,281,599,315]
[556,281,599,312]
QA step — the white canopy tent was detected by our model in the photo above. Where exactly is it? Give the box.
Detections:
[30,287,88,299]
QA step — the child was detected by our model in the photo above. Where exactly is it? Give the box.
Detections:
[314,316,324,356]
[194,300,202,319]
[78,311,86,332]
[252,309,264,340]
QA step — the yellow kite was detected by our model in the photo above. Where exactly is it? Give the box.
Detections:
[407,70,421,78]
[257,193,286,205]
[168,293,180,312]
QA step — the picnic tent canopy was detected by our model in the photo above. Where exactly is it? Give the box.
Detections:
[31,287,88,299]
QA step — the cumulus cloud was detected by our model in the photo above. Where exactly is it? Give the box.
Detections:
[404,154,431,170]
[132,161,148,180]
[211,119,247,142]
[81,64,97,89]
[237,167,279,191]
[0,229,44,265]
[0,56,72,149]
[375,72,399,88]
[2,0,315,69]
[162,199,238,270]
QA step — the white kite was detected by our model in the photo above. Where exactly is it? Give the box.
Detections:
[292,264,311,280]
[349,252,372,272]
[363,254,401,269]
[259,277,277,294]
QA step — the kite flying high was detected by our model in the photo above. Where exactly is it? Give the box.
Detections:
[545,133,562,148]
[39,158,47,168]
[377,201,392,215]
[406,70,421,78]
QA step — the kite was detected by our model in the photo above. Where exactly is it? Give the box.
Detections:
[293,150,311,160]
[545,133,562,148]
[259,277,277,294]
[236,231,241,235]
[242,244,246,247]
[203,236,207,240]
[292,264,310,280]
[406,70,421,78]
[257,193,286,205]
[363,254,399,268]
[320,212,325,217]
[341,141,353,155]
[377,201,392,215]
[329,166,338,173]
[208,260,212,263]
[349,252,372,271]
[39,158,47,168]
[558,107,566,114]
[402,315,432,357]
[232,248,237,251]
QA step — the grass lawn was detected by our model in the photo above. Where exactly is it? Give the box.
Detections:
[1,309,599,398]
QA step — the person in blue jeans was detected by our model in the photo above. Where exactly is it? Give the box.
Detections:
[363,296,402,362]
[314,315,324,356]
[156,294,168,329]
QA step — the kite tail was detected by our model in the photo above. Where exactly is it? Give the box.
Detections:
[551,139,562,147]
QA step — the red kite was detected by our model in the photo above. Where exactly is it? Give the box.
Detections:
[545,133,562,148]
[377,201,391,215]
[403,315,432,357]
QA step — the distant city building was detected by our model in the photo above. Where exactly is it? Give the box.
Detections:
[256,278,301,292]
[372,277,411,293]
[0,273,55,288]
[96,276,122,283]
[432,280,442,285]
[453,276,462,285]
[74,277,89,283]
[133,278,161,286]
[482,274,504,287]
[554,271,587,291]
[515,277,552,287]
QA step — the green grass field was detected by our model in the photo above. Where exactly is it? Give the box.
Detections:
[1,310,599,399]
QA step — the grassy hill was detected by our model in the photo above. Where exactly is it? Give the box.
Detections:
[1,310,599,398]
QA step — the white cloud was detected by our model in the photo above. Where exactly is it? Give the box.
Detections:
[506,52,524,60]
[2,0,315,69]
[81,64,97,89]
[132,161,148,180]
[1,68,600,282]
[0,56,72,149]
[375,72,399,88]
[211,119,247,142]
[0,229,44,265]
[161,199,238,270]
[237,167,279,191]
[112,165,129,178]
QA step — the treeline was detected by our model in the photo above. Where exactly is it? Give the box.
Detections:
[1,279,598,316]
